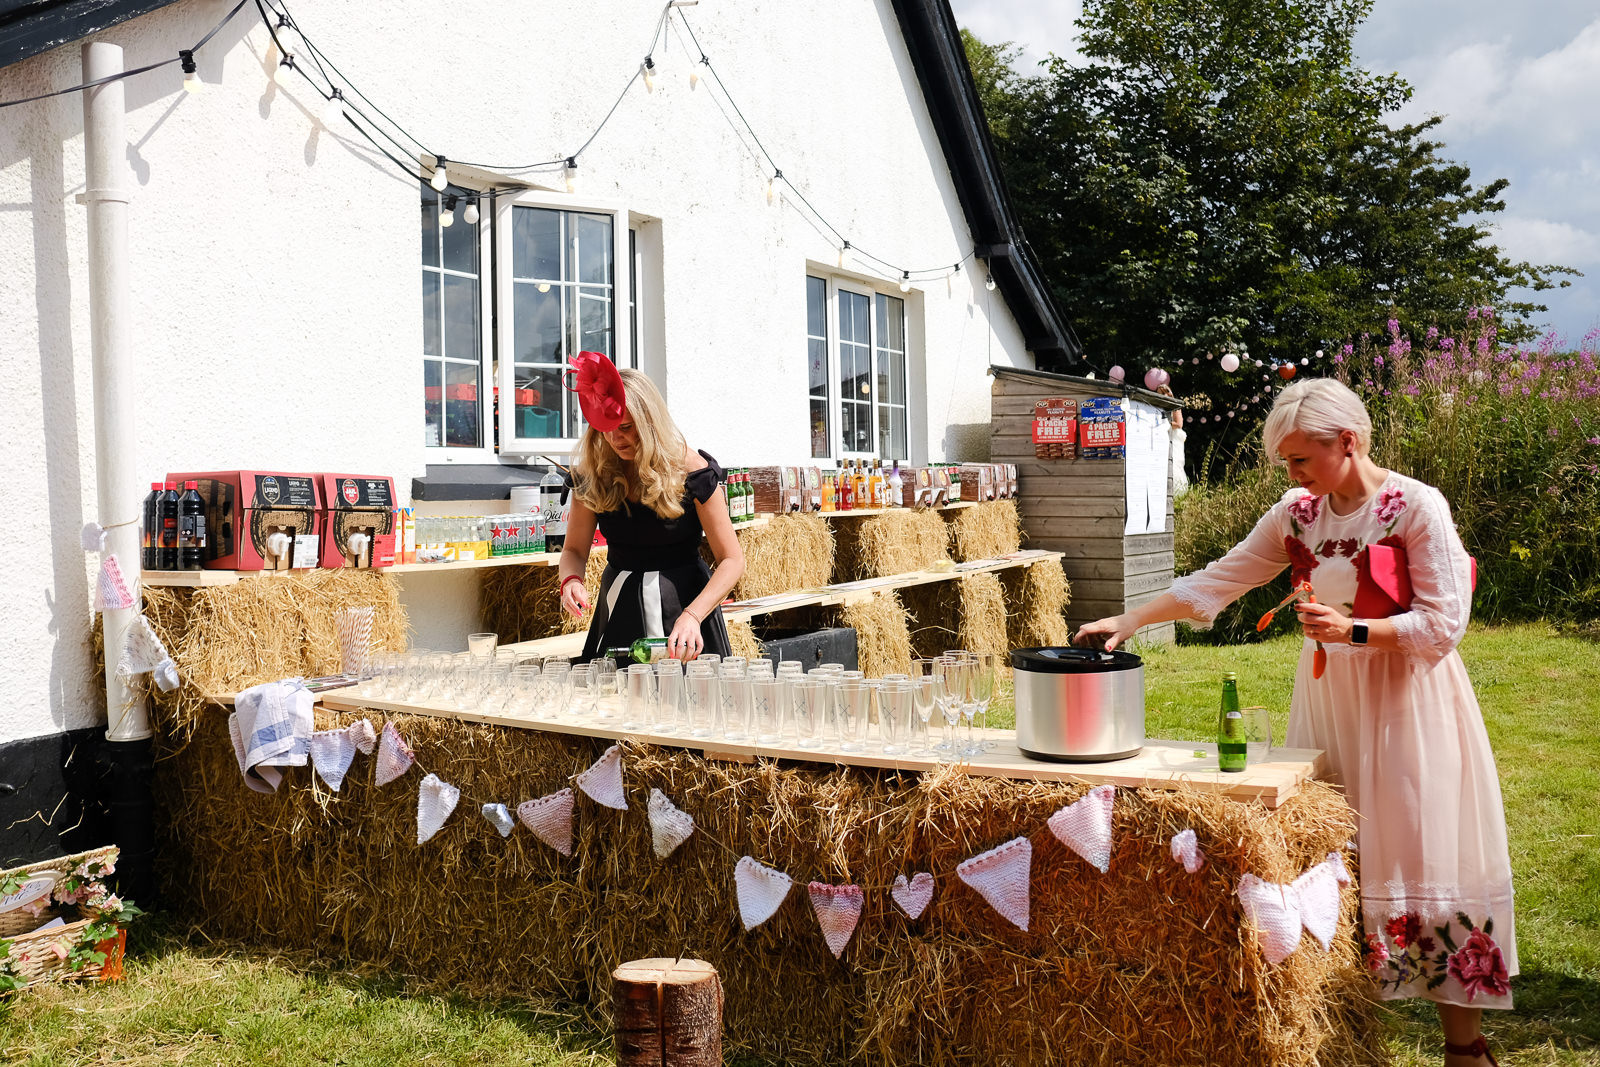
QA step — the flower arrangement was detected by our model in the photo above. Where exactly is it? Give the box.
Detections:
[0,849,140,995]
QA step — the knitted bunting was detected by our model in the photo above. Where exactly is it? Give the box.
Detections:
[808,882,865,958]
[81,521,107,552]
[1047,784,1116,873]
[96,554,135,611]
[416,774,460,844]
[890,871,935,920]
[647,788,695,858]
[1237,874,1303,964]
[735,857,793,931]
[1170,829,1206,874]
[957,837,1033,931]
[309,728,357,791]
[348,718,377,755]
[517,789,575,855]
[374,722,415,786]
[117,614,179,691]
[481,803,515,838]
[1325,850,1352,884]
[1292,858,1343,950]
[575,744,628,810]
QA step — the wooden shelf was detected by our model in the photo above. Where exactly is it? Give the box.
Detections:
[387,552,561,574]
[795,501,978,519]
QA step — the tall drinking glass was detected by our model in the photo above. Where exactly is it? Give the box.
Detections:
[589,657,618,719]
[685,664,719,738]
[791,678,825,750]
[620,664,655,731]
[720,665,751,741]
[567,664,592,719]
[751,677,784,744]
[655,660,685,734]
[834,679,870,753]
[879,680,912,755]
[467,632,498,661]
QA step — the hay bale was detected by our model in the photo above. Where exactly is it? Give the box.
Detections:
[831,509,949,582]
[945,500,1021,562]
[726,619,763,660]
[837,591,914,677]
[1001,559,1072,648]
[559,547,610,635]
[480,567,565,644]
[152,709,1383,1067]
[732,513,834,600]
[901,574,1009,659]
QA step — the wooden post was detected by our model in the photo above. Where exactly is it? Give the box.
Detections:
[613,957,722,1066]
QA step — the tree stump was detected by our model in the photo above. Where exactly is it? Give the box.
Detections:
[613,957,723,1067]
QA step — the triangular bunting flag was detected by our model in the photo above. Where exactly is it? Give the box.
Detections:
[117,615,176,685]
[957,837,1033,931]
[1046,784,1115,874]
[1292,859,1342,951]
[1326,849,1352,884]
[96,554,135,612]
[734,856,793,931]
[81,521,107,552]
[1238,873,1303,964]
[1170,828,1206,874]
[348,718,377,755]
[647,788,695,858]
[310,728,357,791]
[574,744,627,810]
[517,789,575,856]
[808,882,865,958]
[374,722,415,786]
[891,872,935,920]
[481,802,515,837]
[416,773,460,844]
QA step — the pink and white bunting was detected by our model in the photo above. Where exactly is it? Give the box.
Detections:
[890,872,935,920]
[373,722,415,786]
[575,744,628,810]
[808,882,865,958]
[957,837,1033,931]
[1047,784,1115,873]
[735,856,793,931]
[416,773,460,844]
[517,788,576,856]
[1170,829,1206,874]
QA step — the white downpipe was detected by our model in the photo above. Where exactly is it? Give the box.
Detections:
[82,41,150,742]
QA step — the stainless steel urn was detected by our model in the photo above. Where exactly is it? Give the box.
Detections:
[1011,647,1145,762]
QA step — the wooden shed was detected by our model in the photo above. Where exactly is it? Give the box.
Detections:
[989,366,1182,644]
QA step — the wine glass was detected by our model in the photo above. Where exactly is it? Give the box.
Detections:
[933,655,969,760]
[964,654,997,757]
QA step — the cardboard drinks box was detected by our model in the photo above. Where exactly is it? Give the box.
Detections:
[803,467,822,512]
[317,474,398,568]
[750,466,803,515]
[959,464,996,502]
[166,471,323,570]
[1005,463,1018,498]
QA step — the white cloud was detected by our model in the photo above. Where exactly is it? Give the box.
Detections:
[1486,216,1600,267]
[949,0,1084,69]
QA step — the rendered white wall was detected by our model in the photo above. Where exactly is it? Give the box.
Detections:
[0,0,1035,742]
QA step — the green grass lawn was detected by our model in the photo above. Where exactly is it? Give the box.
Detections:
[2,624,1595,1065]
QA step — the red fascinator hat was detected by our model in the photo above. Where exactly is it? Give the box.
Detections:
[565,350,627,432]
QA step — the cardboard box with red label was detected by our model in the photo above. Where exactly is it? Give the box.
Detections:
[317,474,397,568]
[165,471,323,570]
[1032,398,1079,460]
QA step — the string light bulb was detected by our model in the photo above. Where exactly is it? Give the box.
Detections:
[563,157,579,194]
[837,240,851,269]
[899,271,911,293]
[984,272,997,292]
[690,57,707,90]
[462,196,480,225]
[430,156,449,191]
[766,169,782,205]
[641,55,657,93]
[321,88,346,127]
[274,53,296,86]
[179,50,201,94]
[440,195,457,227]
[274,14,301,56]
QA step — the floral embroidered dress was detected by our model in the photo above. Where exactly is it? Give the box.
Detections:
[1169,471,1516,1008]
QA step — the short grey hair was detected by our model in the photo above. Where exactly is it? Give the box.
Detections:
[1262,379,1372,462]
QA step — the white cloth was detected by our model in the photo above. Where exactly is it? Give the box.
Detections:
[416,774,460,844]
[1169,472,1516,1007]
[228,680,314,793]
[647,788,695,858]
[1170,425,1190,494]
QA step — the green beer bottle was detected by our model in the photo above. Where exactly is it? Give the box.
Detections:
[1218,671,1247,772]
[608,637,672,666]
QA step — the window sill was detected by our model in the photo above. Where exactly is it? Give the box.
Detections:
[412,463,558,502]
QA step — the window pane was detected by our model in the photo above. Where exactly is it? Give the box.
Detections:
[810,396,829,459]
[576,214,613,285]
[808,338,828,395]
[514,282,563,363]
[512,206,562,280]
[877,406,907,461]
[444,361,480,448]
[807,276,826,336]
[441,194,477,274]
[422,271,441,356]
[577,285,612,355]
[879,294,905,351]
[423,360,442,447]
[442,274,479,360]
[421,189,439,268]
[511,365,564,439]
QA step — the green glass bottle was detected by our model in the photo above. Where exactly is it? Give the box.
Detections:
[1218,671,1247,772]
[609,637,671,666]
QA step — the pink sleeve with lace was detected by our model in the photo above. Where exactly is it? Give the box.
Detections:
[1168,499,1292,626]
[1390,486,1473,666]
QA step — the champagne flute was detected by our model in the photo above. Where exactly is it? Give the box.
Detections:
[964,653,996,757]
[933,655,968,758]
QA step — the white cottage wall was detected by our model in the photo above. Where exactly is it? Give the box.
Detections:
[0,0,1035,742]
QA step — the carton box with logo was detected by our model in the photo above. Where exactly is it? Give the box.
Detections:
[318,474,398,568]
[749,466,803,515]
[165,471,323,570]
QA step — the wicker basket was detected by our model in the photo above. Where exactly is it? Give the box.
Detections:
[1,845,127,989]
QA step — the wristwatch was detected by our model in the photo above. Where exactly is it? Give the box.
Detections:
[1350,621,1369,646]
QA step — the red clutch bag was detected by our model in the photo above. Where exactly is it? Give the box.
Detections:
[1353,543,1477,618]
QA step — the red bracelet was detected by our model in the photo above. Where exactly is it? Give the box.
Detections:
[560,575,585,594]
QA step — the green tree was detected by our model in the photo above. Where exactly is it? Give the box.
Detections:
[962,1,1576,422]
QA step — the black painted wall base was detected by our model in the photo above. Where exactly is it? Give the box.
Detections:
[0,727,114,868]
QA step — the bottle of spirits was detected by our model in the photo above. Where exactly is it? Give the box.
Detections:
[177,480,207,569]
[141,482,162,570]
[839,467,854,510]
[1218,672,1247,772]
[157,481,181,570]
[821,473,835,512]
[852,460,868,509]
[888,461,904,508]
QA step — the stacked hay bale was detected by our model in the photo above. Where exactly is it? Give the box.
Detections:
[830,509,949,581]
[1000,558,1073,648]
[729,513,833,599]
[836,591,915,676]
[901,574,1010,659]
[945,499,1020,562]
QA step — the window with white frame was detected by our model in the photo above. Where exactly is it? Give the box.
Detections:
[807,274,909,461]
[422,183,637,456]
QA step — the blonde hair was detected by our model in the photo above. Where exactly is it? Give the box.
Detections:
[1262,378,1372,463]
[573,368,689,518]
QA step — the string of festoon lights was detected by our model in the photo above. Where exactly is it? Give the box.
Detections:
[1094,343,1327,425]
[0,0,985,291]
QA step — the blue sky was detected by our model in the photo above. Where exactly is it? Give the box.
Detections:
[949,0,1599,346]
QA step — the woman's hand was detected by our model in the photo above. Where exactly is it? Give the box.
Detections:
[668,610,705,661]
[1073,613,1140,652]
[1295,601,1353,643]
[560,578,590,617]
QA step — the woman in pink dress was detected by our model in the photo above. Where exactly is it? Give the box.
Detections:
[1076,378,1515,1066]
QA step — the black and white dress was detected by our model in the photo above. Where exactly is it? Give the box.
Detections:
[577,450,733,661]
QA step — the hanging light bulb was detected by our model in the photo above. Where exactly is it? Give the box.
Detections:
[563,157,579,193]
[641,55,657,92]
[899,271,911,294]
[180,50,201,94]
[536,282,552,293]
[838,240,852,269]
[440,195,457,227]
[274,14,301,57]
[984,272,997,292]
[320,88,346,127]
[274,53,297,86]
[766,169,782,205]
[690,57,706,90]
[429,156,449,191]
[462,196,480,225]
